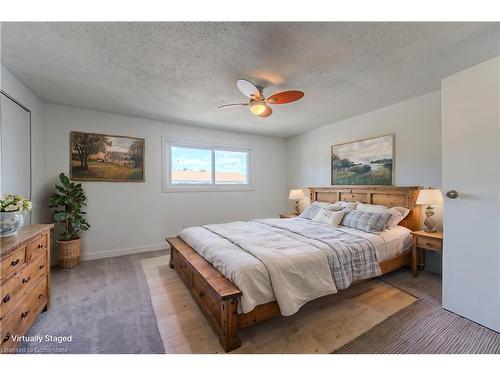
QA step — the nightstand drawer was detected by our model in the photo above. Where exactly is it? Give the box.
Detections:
[416,236,442,250]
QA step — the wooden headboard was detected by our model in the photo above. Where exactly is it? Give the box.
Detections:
[308,185,421,231]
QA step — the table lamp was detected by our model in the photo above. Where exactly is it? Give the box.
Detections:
[289,189,305,215]
[416,189,443,232]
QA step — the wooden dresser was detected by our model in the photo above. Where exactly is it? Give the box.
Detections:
[0,224,54,354]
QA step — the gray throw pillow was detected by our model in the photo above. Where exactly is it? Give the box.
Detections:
[341,210,392,233]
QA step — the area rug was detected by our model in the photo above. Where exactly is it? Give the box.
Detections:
[141,254,418,354]
[20,252,165,354]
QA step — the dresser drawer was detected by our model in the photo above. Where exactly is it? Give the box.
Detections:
[18,277,48,332]
[17,253,47,301]
[0,253,47,320]
[1,247,26,280]
[0,274,22,320]
[28,233,48,262]
[416,236,442,251]
[0,276,47,353]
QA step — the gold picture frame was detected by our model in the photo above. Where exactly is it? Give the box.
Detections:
[69,131,145,182]
[331,134,395,185]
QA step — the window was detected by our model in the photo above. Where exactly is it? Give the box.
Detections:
[215,149,249,185]
[171,146,212,185]
[163,139,252,191]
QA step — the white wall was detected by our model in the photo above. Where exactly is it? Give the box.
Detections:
[285,91,443,271]
[43,104,288,260]
[1,66,48,224]
[441,57,500,332]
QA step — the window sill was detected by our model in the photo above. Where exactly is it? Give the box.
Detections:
[163,185,255,193]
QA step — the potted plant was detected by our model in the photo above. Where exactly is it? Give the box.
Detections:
[49,173,90,268]
[0,194,32,237]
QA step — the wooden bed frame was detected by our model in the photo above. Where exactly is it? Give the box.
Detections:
[166,185,421,352]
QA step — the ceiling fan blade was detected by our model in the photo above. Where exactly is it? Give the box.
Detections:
[267,90,304,104]
[218,102,249,109]
[237,79,260,99]
[258,106,272,118]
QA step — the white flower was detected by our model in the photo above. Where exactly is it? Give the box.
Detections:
[5,204,19,212]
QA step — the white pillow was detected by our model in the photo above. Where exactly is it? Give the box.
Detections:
[312,208,346,226]
[355,202,410,229]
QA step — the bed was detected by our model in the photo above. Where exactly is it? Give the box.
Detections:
[166,185,420,351]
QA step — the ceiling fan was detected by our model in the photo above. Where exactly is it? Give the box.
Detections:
[218,79,304,118]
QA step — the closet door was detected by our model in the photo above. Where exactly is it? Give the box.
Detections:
[441,57,500,332]
[0,92,31,223]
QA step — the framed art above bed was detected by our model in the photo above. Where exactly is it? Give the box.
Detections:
[331,134,394,185]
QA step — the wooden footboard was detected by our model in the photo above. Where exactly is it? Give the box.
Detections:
[167,237,242,352]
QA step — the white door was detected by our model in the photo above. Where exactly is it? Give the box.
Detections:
[0,93,32,223]
[441,56,500,332]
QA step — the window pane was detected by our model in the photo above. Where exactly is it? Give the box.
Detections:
[171,146,212,184]
[215,149,248,184]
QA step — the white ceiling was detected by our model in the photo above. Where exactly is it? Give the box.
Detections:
[1,22,499,137]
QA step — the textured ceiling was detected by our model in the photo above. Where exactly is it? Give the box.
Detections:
[1,22,499,137]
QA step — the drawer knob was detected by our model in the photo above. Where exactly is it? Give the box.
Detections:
[22,276,31,284]
[199,291,205,297]
[2,332,10,344]
[39,264,45,270]
[21,310,30,319]
[10,259,20,267]
[2,294,10,304]
[38,293,44,299]
[37,244,44,249]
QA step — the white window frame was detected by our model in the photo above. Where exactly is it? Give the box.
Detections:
[162,137,254,192]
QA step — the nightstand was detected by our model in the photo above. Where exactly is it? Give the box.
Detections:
[280,213,298,219]
[411,230,443,277]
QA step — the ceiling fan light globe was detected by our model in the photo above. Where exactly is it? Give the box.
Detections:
[250,101,267,115]
[258,106,273,118]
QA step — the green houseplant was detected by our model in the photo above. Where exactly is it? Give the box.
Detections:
[49,173,90,268]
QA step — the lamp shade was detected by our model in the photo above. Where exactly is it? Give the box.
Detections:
[416,189,443,205]
[289,189,305,200]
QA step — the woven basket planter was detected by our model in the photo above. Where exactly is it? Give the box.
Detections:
[57,238,81,269]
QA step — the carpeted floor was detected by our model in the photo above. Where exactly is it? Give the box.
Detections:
[334,269,500,354]
[20,251,166,354]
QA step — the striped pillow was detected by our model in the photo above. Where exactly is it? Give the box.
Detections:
[341,210,392,233]
[355,202,410,229]
[299,201,336,220]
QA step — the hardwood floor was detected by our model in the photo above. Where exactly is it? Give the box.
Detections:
[141,254,416,353]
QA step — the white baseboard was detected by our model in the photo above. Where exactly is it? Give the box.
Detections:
[80,242,170,261]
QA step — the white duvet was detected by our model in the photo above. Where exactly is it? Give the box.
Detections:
[179,218,409,315]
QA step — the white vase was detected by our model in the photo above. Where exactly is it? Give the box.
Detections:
[0,211,24,237]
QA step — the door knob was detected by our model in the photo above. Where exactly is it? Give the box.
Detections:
[446,190,458,199]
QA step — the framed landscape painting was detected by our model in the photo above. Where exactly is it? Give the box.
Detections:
[70,131,145,182]
[331,134,394,185]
